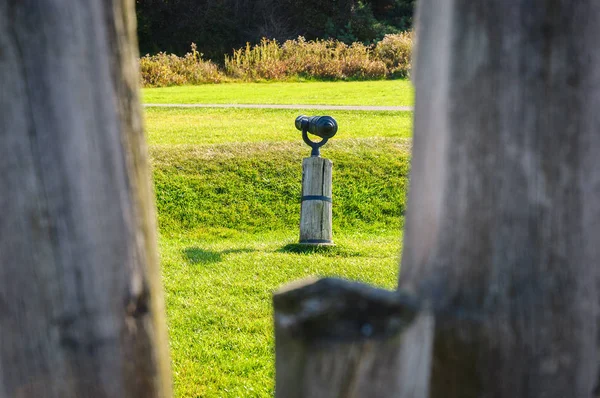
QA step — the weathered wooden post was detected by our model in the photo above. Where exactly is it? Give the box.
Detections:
[274,278,433,398]
[398,0,600,396]
[296,115,337,245]
[0,1,172,396]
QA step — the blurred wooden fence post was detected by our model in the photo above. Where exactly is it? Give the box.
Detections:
[274,278,433,398]
[399,0,600,397]
[0,1,172,397]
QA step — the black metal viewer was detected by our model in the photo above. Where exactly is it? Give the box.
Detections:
[295,115,338,245]
[295,115,338,157]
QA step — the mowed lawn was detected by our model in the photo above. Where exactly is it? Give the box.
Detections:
[145,108,413,146]
[159,231,403,397]
[145,80,413,397]
[142,79,414,106]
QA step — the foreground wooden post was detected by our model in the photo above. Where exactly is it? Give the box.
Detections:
[274,278,433,398]
[299,157,334,245]
[278,2,600,395]
[0,1,171,396]
[399,0,600,396]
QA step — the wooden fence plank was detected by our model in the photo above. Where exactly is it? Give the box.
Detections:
[400,0,600,396]
[0,1,171,396]
[274,278,433,398]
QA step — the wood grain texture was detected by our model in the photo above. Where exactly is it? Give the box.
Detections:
[0,1,171,397]
[300,157,333,244]
[400,0,600,397]
[274,278,433,398]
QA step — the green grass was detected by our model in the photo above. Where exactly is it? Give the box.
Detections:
[151,139,410,238]
[145,108,413,146]
[142,80,414,106]
[151,138,410,397]
[160,231,401,397]
[146,90,413,396]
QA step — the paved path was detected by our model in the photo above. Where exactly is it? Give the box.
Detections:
[144,103,413,111]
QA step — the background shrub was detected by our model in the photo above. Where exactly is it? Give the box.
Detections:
[140,43,226,87]
[374,31,413,78]
[141,34,412,86]
[225,37,390,81]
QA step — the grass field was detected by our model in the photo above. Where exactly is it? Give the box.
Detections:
[145,80,413,396]
[142,80,414,106]
[146,108,412,146]
[159,231,402,396]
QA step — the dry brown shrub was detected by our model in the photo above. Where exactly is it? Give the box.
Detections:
[140,43,225,87]
[141,34,413,86]
[374,32,413,78]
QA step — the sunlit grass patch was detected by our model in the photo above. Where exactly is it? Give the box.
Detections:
[142,80,414,106]
[144,107,413,146]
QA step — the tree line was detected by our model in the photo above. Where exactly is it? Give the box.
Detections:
[135,0,415,60]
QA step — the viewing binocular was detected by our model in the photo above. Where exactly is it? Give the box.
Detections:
[295,115,338,139]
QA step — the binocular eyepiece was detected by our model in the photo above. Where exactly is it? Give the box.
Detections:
[295,115,338,139]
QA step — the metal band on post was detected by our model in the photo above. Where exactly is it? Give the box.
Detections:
[301,195,332,203]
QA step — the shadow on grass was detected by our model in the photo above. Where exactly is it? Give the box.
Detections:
[277,243,362,258]
[183,247,255,264]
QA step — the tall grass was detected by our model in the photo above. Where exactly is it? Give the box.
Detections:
[140,33,413,87]
[374,32,413,78]
[225,37,389,81]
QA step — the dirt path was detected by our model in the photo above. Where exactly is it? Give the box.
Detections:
[144,103,413,111]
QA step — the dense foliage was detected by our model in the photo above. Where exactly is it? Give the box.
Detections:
[136,0,415,60]
[140,33,412,86]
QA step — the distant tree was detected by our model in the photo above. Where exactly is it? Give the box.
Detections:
[135,0,415,59]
